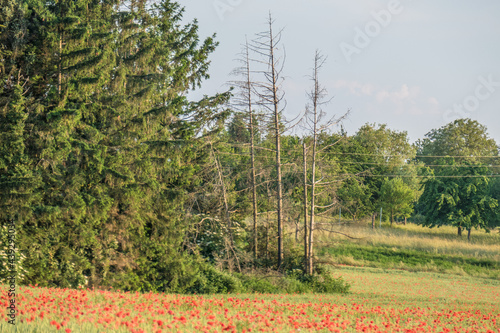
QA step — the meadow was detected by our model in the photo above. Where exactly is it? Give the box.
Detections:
[317,222,500,279]
[1,267,499,332]
[2,222,499,332]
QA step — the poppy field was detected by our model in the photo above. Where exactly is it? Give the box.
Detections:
[1,266,499,332]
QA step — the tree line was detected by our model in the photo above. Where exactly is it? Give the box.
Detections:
[1,0,499,292]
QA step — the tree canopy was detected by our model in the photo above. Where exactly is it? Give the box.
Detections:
[1,0,230,291]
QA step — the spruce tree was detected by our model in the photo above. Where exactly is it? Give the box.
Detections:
[1,0,230,291]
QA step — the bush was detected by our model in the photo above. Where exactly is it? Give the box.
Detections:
[187,264,243,294]
[184,262,350,295]
[287,267,351,294]
[311,271,350,293]
[235,273,279,293]
[231,267,350,294]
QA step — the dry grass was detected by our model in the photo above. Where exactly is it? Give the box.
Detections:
[314,220,500,262]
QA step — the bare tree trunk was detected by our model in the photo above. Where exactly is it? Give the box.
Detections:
[301,51,349,274]
[58,33,62,95]
[303,142,308,274]
[231,39,260,265]
[262,18,285,270]
[250,130,258,262]
[467,228,471,241]
[266,183,271,266]
[372,213,375,230]
[271,63,283,270]
[307,52,323,275]
[458,226,462,236]
[212,144,241,272]
[266,210,270,265]
[275,106,284,270]
[295,219,299,242]
[212,145,231,233]
[308,136,316,276]
[243,40,259,263]
[251,14,285,270]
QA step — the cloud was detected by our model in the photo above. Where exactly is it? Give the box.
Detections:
[376,84,417,103]
[334,80,375,96]
[333,80,441,116]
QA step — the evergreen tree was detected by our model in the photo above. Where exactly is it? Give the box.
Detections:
[1,0,230,291]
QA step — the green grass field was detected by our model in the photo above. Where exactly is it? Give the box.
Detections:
[2,222,499,332]
[316,221,500,279]
[2,266,499,332]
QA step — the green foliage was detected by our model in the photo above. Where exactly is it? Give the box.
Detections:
[487,178,500,228]
[380,177,416,224]
[2,0,497,295]
[233,269,350,294]
[416,118,498,165]
[236,274,280,293]
[187,264,243,294]
[181,262,351,294]
[417,163,498,236]
[1,0,230,292]
[338,177,372,221]
[288,268,351,294]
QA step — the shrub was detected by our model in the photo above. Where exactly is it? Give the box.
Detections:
[287,267,351,294]
[311,271,350,293]
[236,274,279,293]
[187,264,242,294]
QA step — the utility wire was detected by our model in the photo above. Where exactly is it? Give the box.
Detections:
[359,175,500,178]
[215,147,500,168]
[218,141,499,159]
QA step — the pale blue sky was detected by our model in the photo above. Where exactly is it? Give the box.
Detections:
[180,0,500,144]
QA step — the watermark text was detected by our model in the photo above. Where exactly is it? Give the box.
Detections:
[6,219,17,325]
[340,0,408,64]
[444,75,500,121]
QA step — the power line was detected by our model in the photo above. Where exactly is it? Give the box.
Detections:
[357,174,500,178]
[316,151,499,159]
[220,141,499,159]
[215,144,500,169]
[331,160,500,168]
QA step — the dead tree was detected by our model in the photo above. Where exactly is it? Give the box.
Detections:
[303,51,349,275]
[250,13,286,270]
[209,142,241,272]
[230,39,260,263]
[302,142,308,274]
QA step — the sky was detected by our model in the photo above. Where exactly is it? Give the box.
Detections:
[179,0,500,145]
